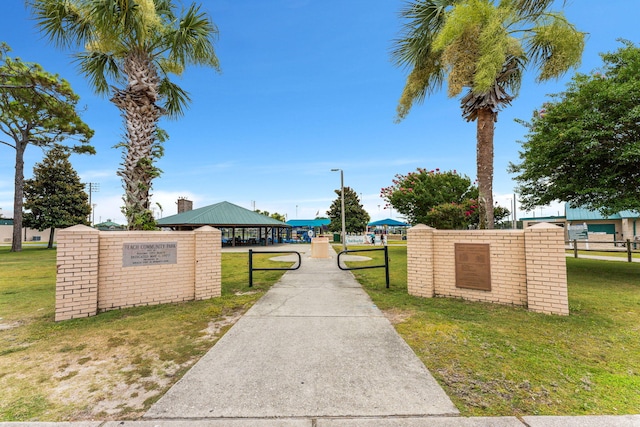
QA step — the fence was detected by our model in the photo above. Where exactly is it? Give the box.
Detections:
[567,239,639,262]
[55,225,221,321]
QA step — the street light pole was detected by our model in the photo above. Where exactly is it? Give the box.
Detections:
[331,168,347,251]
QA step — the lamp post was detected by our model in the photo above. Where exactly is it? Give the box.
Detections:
[331,168,346,251]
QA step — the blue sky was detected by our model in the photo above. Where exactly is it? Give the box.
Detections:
[0,1,638,225]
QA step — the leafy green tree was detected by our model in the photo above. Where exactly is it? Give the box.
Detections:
[270,212,286,223]
[381,168,509,228]
[327,187,370,233]
[381,168,476,225]
[425,201,473,230]
[510,40,640,216]
[30,0,221,230]
[255,210,286,222]
[0,44,94,252]
[392,0,584,228]
[23,145,91,249]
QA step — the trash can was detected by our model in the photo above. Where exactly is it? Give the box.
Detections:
[333,233,341,243]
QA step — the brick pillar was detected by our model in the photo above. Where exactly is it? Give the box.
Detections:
[194,226,222,300]
[524,223,569,315]
[55,225,99,321]
[407,224,435,298]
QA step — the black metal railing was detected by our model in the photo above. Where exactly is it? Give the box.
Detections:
[337,246,390,288]
[248,249,301,287]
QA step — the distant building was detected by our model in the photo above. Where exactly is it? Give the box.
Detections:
[286,219,331,242]
[158,200,291,246]
[520,203,640,245]
[0,218,56,243]
[94,219,127,231]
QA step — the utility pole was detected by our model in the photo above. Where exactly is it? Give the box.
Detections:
[86,182,99,224]
[331,168,346,251]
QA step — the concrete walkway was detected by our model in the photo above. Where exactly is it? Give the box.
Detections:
[145,244,458,420]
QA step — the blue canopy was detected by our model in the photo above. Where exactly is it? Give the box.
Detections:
[368,218,410,227]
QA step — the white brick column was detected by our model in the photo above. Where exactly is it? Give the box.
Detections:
[525,223,569,315]
[407,224,435,298]
[194,226,222,300]
[55,225,99,321]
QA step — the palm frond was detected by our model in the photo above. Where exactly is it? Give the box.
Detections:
[158,77,190,118]
[74,51,122,95]
[89,0,149,48]
[396,60,446,121]
[28,0,93,49]
[391,0,455,68]
[510,0,559,16]
[165,3,220,71]
[525,12,584,81]
[391,0,454,119]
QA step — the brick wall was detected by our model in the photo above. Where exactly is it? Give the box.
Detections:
[433,230,528,306]
[55,226,100,321]
[55,225,221,321]
[407,223,568,315]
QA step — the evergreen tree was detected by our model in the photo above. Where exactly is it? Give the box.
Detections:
[327,187,370,234]
[0,44,94,252]
[23,145,91,249]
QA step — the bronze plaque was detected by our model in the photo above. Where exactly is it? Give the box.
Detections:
[455,243,491,291]
[123,242,177,267]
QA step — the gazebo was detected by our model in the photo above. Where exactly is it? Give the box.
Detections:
[157,201,291,246]
[94,219,126,231]
[368,218,411,239]
[368,218,411,228]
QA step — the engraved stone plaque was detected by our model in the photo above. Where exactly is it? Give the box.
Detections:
[123,242,177,267]
[455,243,491,291]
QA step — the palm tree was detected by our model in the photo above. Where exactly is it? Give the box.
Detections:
[392,0,583,228]
[30,0,220,229]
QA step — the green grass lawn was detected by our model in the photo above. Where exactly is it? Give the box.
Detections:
[0,247,288,421]
[347,245,640,417]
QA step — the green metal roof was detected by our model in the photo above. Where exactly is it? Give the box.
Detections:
[94,220,126,230]
[565,204,640,220]
[94,220,123,227]
[157,201,290,227]
[617,210,640,218]
[566,204,621,221]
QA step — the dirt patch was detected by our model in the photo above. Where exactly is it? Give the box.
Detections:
[382,308,414,325]
[436,366,553,411]
[199,312,244,339]
[1,309,247,421]
[0,321,21,331]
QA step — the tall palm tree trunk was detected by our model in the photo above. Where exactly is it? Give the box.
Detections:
[111,50,163,230]
[476,108,495,229]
